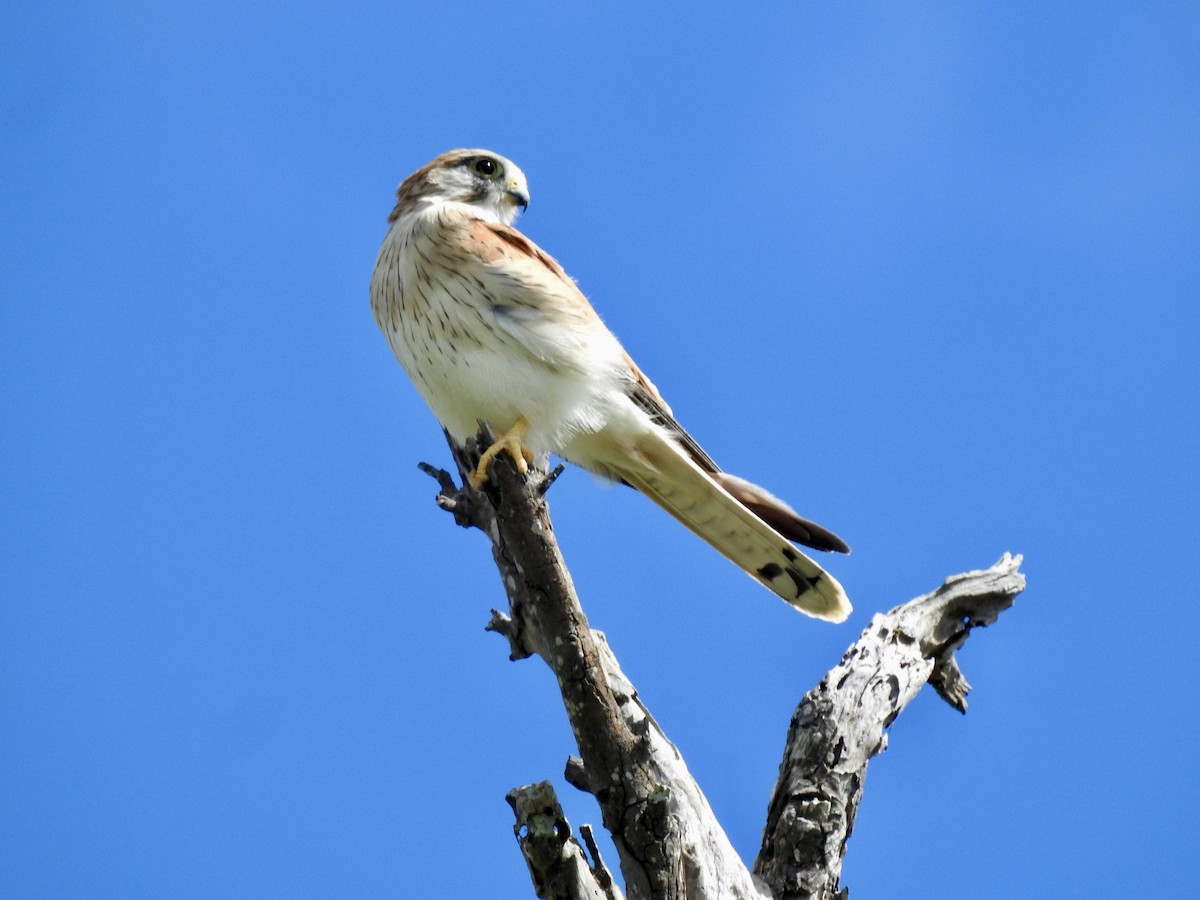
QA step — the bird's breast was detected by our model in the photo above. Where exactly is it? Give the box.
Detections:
[370,220,626,452]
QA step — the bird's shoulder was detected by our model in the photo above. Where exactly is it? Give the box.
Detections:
[398,205,573,289]
[428,207,607,321]
[459,215,571,283]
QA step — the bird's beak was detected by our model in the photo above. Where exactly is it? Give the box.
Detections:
[506,182,530,213]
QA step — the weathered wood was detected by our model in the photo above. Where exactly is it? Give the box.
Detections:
[753,554,1027,900]
[422,429,767,900]
[421,428,1025,899]
[507,781,623,900]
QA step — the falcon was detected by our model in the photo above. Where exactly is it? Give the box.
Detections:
[370,149,852,621]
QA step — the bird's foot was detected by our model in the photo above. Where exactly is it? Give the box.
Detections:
[469,417,534,490]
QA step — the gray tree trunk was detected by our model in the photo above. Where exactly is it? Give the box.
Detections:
[421,430,1026,900]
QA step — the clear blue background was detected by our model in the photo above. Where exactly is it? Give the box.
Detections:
[3,3,1198,897]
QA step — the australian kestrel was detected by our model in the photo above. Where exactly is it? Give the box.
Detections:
[370,149,852,621]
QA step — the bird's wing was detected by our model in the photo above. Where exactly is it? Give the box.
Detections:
[447,212,851,576]
[621,359,722,473]
[622,364,849,554]
[454,217,723,475]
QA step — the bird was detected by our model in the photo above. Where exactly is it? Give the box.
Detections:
[370,149,852,622]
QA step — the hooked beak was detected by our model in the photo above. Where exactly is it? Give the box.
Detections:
[506,183,530,213]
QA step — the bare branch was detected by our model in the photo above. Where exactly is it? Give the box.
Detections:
[424,430,767,900]
[507,781,624,900]
[421,428,1025,899]
[753,554,1027,900]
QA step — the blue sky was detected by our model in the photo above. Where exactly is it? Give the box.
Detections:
[3,3,1198,897]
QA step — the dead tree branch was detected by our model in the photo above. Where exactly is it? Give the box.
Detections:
[422,429,767,900]
[753,554,1026,900]
[419,428,1026,900]
[507,780,623,900]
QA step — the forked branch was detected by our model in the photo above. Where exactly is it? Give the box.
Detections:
[419,428,1026,900]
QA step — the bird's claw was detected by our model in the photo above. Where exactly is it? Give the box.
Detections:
[469,417,533,490]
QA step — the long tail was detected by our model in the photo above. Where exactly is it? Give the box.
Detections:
[600,428,852,622]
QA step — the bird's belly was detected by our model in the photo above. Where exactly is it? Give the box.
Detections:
[394,326,616,455]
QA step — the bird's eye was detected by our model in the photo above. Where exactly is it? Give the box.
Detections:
[472,157,502,179]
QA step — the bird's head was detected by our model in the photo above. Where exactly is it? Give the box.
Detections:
[388,149,530,225]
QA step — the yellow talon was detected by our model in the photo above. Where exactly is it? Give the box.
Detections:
[469,418,534,489]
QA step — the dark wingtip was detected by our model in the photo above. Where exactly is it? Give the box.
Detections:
[712,471,850,554]
[804,527,851,555]
[775,516,850,554]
